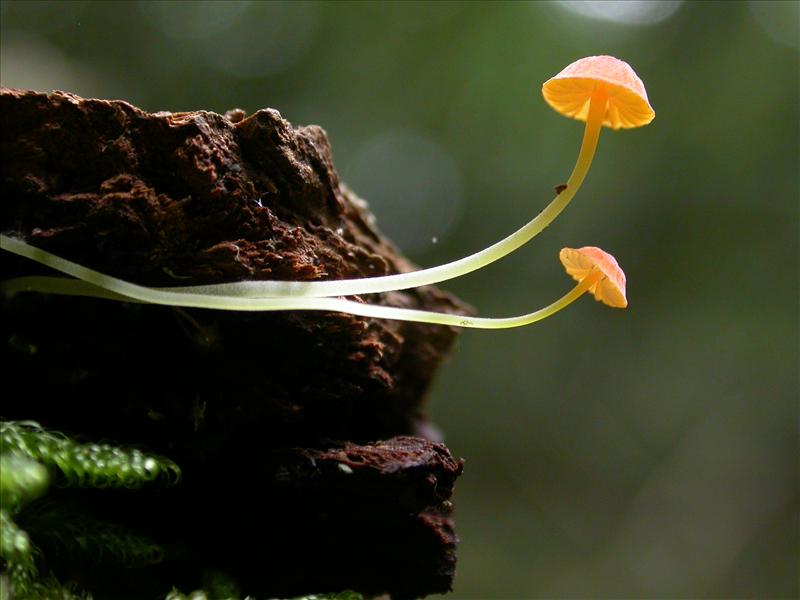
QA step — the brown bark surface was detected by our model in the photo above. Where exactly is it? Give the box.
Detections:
[0,88,469,598]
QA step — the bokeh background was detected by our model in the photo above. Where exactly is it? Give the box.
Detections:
[1,1,797,598]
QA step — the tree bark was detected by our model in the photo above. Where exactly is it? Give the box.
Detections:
[0,88,468,598]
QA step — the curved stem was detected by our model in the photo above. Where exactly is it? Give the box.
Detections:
[0,238,602,329]
[0,91,608,302]
[148,91,607,299]
[1,275,135,302]
[564,87,609,193]
[0,271,600,329]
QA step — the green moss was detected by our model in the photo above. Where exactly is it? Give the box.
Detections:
[0,420,180,598]
[0,420,180,489]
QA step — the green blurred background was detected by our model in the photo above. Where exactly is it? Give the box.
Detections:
[1,1,797,598]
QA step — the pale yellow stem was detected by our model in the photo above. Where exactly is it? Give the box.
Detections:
[0,248,602,329]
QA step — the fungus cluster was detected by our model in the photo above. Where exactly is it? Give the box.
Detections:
[1,56,653,330]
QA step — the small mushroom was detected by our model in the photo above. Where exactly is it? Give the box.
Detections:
[559,246,627,308]
[542,55,655,130]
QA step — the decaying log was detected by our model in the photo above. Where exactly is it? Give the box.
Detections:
[0,88,469,598]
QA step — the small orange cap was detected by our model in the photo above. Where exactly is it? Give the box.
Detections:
[559,246,627,308]
[542,55,654,130]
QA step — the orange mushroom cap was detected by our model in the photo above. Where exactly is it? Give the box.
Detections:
[542,55,655,130]
[559,246,627,308]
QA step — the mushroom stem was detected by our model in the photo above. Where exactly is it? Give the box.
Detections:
[121,91,608,300]
[564,87,609,202]
[1,269,603,329]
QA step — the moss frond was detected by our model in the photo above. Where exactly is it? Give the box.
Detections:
[0,454,48,589]
[0,453,49,513]
[0,568,90,600]
[1,509,36,568]
[1,423,176,598]
[20,502,165,568]
[0,421,180,489]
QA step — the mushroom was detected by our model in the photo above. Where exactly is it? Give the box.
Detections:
[542,55,655,130]
[559,246,627,308]
[0,235,626,329]
[139,55,652,300]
